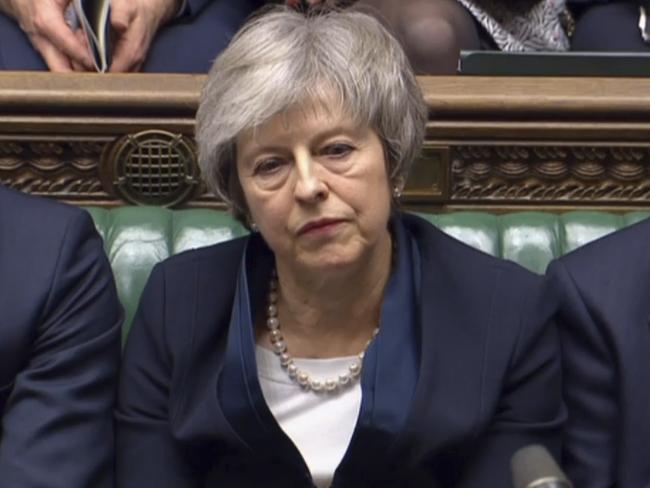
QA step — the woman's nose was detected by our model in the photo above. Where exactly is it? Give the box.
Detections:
[293,150,329,203]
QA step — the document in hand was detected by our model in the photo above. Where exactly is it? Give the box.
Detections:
[71,0,111,72]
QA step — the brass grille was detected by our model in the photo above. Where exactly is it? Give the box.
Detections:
[104,130,199,206]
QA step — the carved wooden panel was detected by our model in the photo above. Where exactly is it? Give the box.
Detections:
[3,73,650,210]
[450,144,650,205]
[0,137,110,201]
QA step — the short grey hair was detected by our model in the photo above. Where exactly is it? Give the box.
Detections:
[196,6,427,224]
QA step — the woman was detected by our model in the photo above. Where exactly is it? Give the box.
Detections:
[116,6,564,486]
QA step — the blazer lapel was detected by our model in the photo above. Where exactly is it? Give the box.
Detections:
[334,217,420,482]
[215,236,310,476]
[388,216,498,471]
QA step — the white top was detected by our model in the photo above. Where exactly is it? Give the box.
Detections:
[256,346,362,488]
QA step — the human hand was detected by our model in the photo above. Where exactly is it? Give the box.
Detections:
[0,0,93,71]
[109,0,181,72]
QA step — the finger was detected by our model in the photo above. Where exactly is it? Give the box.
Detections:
[111,42,144,72]
[108,18,150,73]
[109,36,145,72]
[33,36,74,72]
[130,61,143,73]
[74,27,87,44]
[109,49,140,72]
[110,4,132,33]
[73,26,92,66]
[39,16,94,69]
[108,43,125,72]
[71,59,87,71]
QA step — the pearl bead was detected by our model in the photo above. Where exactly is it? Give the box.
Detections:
[272,340,286,354]
[310,379,323,391]
[325,379,337,391]
[338,373,350,385]
[267,305,278,317]
[349,360,361,377]
[270,329,282,341]
[267,317,279,329]
[287,364,298,377]
[280,353,292,366]
[297,371,309,386]
[268,292,278,303]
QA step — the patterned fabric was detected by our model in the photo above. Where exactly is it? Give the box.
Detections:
[457,0,570,51]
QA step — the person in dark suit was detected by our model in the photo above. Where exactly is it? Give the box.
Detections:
[569,0,650,51]
[0,0,261,72]
[0,185,122,486]
[116,6,564,486]
[547,217,650,487]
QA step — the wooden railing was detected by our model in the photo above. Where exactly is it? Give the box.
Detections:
[1,72,650,211]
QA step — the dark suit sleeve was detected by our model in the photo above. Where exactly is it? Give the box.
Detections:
[458,271,565,487]
[0,211,122,487]
[547,259,617,487]
[116,264,199,488]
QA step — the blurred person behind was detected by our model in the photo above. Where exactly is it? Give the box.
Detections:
[296,0,570,74]
[569,0,650,51]
[547,216,650,486]
[0,184,122,487]
[0,0,262,72]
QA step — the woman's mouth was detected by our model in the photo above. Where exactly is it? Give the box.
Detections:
[297,218,346,236]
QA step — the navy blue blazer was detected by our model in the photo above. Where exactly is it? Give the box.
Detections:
[141,0,263,73]
[548,217,650,488]
[0,186,122,487]
[116,213,563,487]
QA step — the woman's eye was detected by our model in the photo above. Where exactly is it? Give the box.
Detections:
[322,143,353,158]
[254,158,284,175]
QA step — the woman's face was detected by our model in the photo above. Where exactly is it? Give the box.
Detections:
[235,103,393,274]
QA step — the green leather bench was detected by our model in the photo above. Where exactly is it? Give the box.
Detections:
[85,207,650,339]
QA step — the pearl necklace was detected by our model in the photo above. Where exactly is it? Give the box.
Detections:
[265,270,379,393]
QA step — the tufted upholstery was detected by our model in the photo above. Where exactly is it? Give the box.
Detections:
[85,207,650,339]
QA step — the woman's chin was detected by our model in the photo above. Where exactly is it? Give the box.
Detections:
[291,248,363,275]
[299,254,357,272]
[276,234,389,278]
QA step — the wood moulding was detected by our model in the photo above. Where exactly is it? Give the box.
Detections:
[2,72,650,210]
